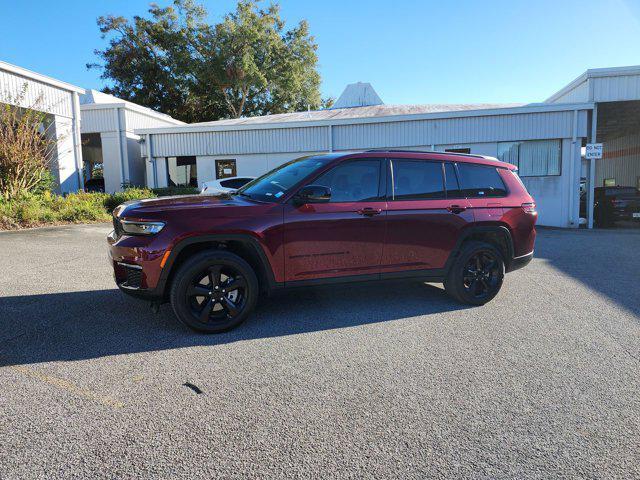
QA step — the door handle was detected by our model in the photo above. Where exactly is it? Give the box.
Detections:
[447,204,467,214]
[356,207,382,217]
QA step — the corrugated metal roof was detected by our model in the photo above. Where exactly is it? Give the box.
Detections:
[189,103,525,127]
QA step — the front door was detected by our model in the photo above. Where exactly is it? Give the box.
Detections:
[283,158,387,282]
[382,159,474,273]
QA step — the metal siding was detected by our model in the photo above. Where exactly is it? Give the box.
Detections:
[124,109,182,132]
[151,126,330,157]
[332,111,581,150]
[548,81,589,104]
[592,75,640,102]
[0,69,73,117]
[80,109,117,133]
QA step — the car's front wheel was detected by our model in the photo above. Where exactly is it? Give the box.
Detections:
[170,250,258,333]
[444,241,505,305]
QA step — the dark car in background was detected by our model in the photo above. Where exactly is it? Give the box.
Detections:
[84,177,105,193]
[581,186,640,227]
[108,150,537,333]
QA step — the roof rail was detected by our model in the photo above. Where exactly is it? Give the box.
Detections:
[364,149,487,159]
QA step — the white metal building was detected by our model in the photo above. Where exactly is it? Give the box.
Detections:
[0,61,84,194]
[137,67,640,229]
[80,90,184,192]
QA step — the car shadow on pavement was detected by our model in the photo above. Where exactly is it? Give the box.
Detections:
[0,280,468,367]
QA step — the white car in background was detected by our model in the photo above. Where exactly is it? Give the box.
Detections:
[200,176,255,195]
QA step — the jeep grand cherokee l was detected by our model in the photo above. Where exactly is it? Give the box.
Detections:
[108,150,537,333]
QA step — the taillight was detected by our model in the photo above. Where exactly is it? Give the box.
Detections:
[521,202,537,214]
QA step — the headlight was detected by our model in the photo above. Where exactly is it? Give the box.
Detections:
[120,220,165,235]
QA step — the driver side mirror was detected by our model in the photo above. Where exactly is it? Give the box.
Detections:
[293,185,331,205]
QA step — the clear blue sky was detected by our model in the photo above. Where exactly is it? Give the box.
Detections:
[1,0,639,105]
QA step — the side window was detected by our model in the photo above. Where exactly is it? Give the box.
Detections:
[313,159,381,202]
[391,160,445,200]
[457,163,507,198]
[444,163,462,198]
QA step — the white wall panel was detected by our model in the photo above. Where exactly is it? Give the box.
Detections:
[124,109,181,132]
[332,111,586,151]
[81,109,116,133]
[195,151,326,187]
[547,81,589,104]
[520,139,581,228]
[0,69,74,117]
[152,126,329,157]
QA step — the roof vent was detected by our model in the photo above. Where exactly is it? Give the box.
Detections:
[331,82,383,109]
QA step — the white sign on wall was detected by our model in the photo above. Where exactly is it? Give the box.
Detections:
[585,143,603,159]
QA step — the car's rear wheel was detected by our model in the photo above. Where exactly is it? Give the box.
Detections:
[444,241,504,305]
[170,251,258,333]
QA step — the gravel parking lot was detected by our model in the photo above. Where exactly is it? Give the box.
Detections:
[0,224,639,479]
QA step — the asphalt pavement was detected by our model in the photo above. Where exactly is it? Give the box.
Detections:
[0,223,639,479]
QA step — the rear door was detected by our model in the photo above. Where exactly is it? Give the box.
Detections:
[382,159,473,273]
[283,158,387,282]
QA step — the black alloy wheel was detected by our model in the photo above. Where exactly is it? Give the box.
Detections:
[462,251,501,300]
[170,251,258,333]
[444,241,505,305]
[187,265,247,325]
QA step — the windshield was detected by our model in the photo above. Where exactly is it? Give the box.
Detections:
[236,156,331,202]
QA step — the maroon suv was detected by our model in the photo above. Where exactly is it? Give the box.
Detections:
[108,150,537,333]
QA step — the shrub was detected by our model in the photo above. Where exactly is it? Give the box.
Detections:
[0,186,196,230]
[103,188,156,213]
[0,88,58,200]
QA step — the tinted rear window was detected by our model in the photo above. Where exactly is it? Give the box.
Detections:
[457,163,507,198]
[391,160,445,200]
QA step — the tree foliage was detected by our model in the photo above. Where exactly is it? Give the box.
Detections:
[90,0,328,122]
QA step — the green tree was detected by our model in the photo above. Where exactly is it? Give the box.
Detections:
[90,0,326,122]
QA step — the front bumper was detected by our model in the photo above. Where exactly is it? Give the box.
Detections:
[107,229,167,300]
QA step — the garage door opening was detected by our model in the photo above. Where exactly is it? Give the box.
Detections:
[584,101,640,228]
[81,133,104,192]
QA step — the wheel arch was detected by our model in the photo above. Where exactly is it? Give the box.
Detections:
[445,225,515,273]
[158,234,278,301]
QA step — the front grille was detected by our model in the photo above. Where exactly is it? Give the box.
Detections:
[120,264,143,289]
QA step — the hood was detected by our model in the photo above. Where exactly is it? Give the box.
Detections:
[114,194,257,219]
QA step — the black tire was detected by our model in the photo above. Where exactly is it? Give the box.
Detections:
[444,241,505,305]
[170,250,258,333]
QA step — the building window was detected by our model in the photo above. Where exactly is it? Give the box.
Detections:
[604,178,616,187]
[497,139,561,176]
[167,156,197,187]
[216,159,237,179]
